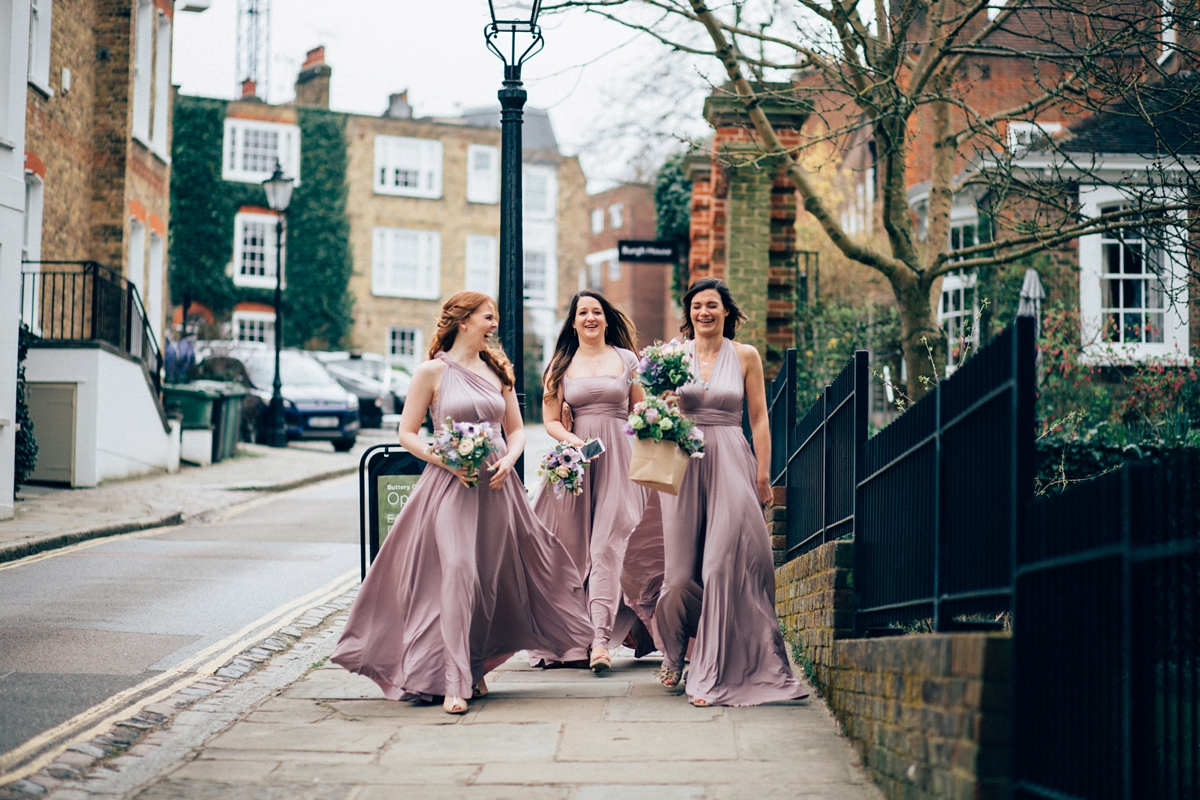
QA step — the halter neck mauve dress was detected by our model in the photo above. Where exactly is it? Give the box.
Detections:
[531,347,662,657]
[656,337,807,706]
[331,354,593,702]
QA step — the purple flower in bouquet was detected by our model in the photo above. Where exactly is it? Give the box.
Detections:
[634,340,698,397]
[427,417,498,486]
[537,440,593,497]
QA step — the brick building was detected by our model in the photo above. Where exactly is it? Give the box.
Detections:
[173,49,588,378]
[583,182,680,345]
[684,14,1197,380]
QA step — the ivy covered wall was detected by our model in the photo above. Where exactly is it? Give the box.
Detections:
[169,95,354,349]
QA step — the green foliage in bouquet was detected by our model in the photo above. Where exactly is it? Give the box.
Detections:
[625,396,705,457]
[635,340,697,397]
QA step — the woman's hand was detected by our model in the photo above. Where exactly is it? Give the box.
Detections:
[757,471,773,508]
[438,458,475,488]
[487,457,516,489]
[565,434,586,448]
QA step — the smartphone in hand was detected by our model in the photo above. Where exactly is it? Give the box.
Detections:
[580,438,606,462]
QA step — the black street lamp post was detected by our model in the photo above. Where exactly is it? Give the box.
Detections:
[263,162,295,448]
[486,1,543,480]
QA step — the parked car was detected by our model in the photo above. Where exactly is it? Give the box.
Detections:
[315,351,411,419]
[241,350,360,451]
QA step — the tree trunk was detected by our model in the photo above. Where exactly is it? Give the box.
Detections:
[892,273,946,400]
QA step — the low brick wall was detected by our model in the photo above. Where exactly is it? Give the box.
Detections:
[776,541,1012,800]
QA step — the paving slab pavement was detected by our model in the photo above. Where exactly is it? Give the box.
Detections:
[116,629,879,799]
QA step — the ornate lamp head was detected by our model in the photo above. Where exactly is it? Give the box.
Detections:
[262,161,295,213]
[485,0,544,79]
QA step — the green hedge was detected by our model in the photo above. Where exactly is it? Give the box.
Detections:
[169,96,353,348]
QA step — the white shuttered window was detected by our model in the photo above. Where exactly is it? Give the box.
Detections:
[464,234,498,295]
[466,145,499,204]
[374,135,443,199]
[373,227,441,299]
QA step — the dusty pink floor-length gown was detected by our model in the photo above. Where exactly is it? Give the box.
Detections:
[655,338,807,706]
[532,348,662,659]
[331,355,593,702]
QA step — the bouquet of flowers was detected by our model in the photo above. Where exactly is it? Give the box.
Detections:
[625,395,704,495]
[635,340,698,397]
[625,396,705,458]
[537,440,592,497]
[427,418,498,487]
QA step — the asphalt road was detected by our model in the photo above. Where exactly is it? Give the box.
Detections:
[0,475,360,762]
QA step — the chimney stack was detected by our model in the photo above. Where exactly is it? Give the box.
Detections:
[384,91,413,120]
[239,78,257,100]
[295,46,331,109]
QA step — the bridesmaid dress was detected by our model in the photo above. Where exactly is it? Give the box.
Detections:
[655,338,807,706]
[532,348,661,659]
[331,354,593,702]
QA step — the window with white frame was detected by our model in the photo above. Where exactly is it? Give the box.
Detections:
[132,0,153,142]
[374,135,443,199]
[1079,184,1189,362]
[523,165,556,219]
[151,10,171,157]
[591,208,604,235]
[233,210,283,289]
[608,258,621,282]
[524,251,548,303]
[464,234,498,295]
[372,227,441,299]
[22,174,44,333]
[608,202,624,229]
[1162,0,1177,59]
[223,118,302,184]
[387,326,422,368]
[939,218,981,374]
[466,144,499,204]
[147,233,164,340]
[233,310,274,346]
[1006,121,1062,153]
[128,219,146,301]
[27,0,52,93]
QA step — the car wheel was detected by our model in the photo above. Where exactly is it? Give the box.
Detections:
[333,437,356,452]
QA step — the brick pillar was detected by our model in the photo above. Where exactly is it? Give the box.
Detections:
[723,148,776,358]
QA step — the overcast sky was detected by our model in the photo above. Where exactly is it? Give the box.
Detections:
[171,0,712,191]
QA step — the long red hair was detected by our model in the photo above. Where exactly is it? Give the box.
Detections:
[427,292,515,387]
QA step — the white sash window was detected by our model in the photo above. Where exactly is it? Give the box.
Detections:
[466,145,499,204]
[223,118,301,184]
[373,227,441,299]
[374,136,443,199]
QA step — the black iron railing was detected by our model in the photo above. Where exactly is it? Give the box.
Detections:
[854,316,1035,632]
[1014,454,1198,800]
[19,261,162,395]
[768,348,869,560]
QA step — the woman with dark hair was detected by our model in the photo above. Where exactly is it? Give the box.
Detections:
[332,292,592,715]
[532,290,662,672]
[655,277,808,706]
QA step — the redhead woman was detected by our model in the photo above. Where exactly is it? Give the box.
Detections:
[331,292,592,715]
[532,291,662,672]
[655,277,808,707]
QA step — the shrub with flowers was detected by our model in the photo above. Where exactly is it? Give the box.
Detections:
[625,395,705,457]
[428,418,498,487]
[537,441,592,497]
[635,340,698,397]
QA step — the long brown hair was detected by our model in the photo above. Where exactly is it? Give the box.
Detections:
[680,277,746,340]
[427,291,515,387]
[543,290,637,400]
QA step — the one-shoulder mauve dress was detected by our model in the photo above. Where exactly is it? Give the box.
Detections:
[531,347,662,658]
[331,355,593,701]
[655,338,807,706]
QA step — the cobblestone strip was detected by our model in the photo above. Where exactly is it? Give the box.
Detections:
[0,589,359,800]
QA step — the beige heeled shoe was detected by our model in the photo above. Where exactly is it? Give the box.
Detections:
[443,695,468,715]
[589,646,612,673]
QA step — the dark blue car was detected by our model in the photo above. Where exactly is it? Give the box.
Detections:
[244,350,360,451]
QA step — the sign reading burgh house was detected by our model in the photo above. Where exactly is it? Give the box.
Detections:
[618,240,677,263]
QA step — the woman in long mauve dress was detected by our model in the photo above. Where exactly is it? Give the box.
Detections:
[655,277,808,707]
[331,292,592,715]
[532,291,661,671]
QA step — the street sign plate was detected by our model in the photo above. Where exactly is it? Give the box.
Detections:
[617,240,677,263]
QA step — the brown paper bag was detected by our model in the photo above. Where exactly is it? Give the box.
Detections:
[628,437,692,495]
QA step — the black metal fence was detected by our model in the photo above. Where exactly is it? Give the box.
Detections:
[1013,454,1198,800]
[768,348,868,560]
[769,317,1036,631]
[20,261,162,395]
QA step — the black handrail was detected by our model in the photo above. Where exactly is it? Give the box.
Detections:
[19,260,163,396]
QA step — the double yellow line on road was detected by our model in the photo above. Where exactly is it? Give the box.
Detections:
[0,567,356,785]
